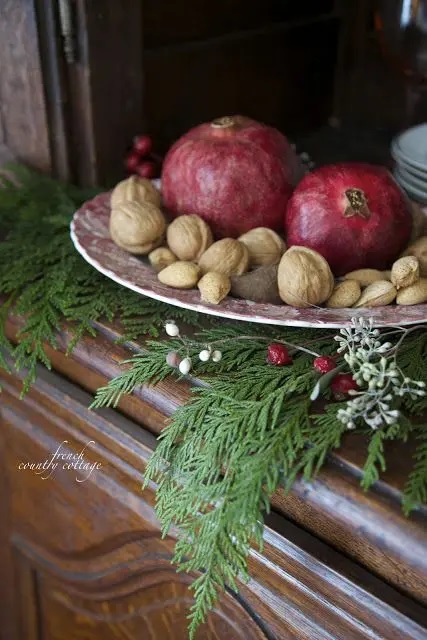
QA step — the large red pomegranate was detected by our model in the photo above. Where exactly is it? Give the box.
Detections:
[285,163,413,275]
[161,116,302,238]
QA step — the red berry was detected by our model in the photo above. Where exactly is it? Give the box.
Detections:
[330,373,358,396]
[267,343,293,366]
[126,151,140,173]
[133,135,153,157]
[313,355,336,374]
[136,161,157,179]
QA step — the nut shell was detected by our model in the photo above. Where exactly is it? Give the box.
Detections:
[149,247,177,272]
[401,236,427,276]
[197,272,231,304]
[277,246,334,308]
[396,278,427,305]
[110,175,161,208]
[326,280,361,308]
[158,261,201,289]
[238,227,285,267]
[198,238,249,276]
[167,214,213,261]
[343,269,383,287]
[391,256,419,289]
[353,280,396,307]
[110,201,166,254]
[231,265,282,304]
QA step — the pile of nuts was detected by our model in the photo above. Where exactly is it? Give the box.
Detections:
[109,176,427,309]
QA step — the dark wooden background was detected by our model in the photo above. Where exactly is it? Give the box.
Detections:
[0,0,417,185]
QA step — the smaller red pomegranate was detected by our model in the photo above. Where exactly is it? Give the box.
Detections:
[161,116,302,238]
[285,163,413,275]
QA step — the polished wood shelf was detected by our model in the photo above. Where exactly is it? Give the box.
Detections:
[1,312,425,639]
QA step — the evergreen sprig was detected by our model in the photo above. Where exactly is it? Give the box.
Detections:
[91,322,426,638]
[0,165,198,392]
[1,165,427,639]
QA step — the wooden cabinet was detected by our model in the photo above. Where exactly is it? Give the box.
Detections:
[0,1,342,186]
[1,316,426,639]
[0,367,267,640]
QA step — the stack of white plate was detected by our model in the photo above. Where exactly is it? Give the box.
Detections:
[392,123,427,205]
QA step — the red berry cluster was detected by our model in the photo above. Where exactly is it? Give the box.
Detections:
[313,355,358,397]
[266,345,358,398]
[125,135,161,179]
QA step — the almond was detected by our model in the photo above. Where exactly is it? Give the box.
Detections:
[353,280,396,308]
[344,269,384,287]
[149,247,177,272]
[391,256,419,290]
[198,272,231,304]
[396,278,427,305]
[401,236,427,276]
[326,280,361,308]
[158,261,201,289]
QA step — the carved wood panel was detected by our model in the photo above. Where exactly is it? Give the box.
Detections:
[13,540,266,640]
[0,368,267,640]
[0,363,426,640]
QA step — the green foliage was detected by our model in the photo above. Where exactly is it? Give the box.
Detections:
[1,165,427,639]
[92,323,427,638]
[403,425,427,515]
[0,164,198,392]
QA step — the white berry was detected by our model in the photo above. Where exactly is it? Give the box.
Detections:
[165,321,180,337]
[179,357,192,375]
[199,349,211,362]
[212,350,222,362]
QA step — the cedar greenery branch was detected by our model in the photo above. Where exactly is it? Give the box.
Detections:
[0,166,426,639]
[91,317,427,638]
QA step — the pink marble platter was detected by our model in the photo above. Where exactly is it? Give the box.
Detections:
[70,191,427,329]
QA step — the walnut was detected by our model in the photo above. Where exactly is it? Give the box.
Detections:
[149,247,177,272]
[277,246,334,308]
[110,201,166,254]
[110,175,161,209]
[166,215,213,261]
[198,238,249,276]
[197,272,231,304]
[158,261,201,289]
[238,227,285,267]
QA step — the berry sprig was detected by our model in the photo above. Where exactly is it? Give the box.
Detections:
[125,134,162,179]
[162,318,426,431]
[164,320,223,376]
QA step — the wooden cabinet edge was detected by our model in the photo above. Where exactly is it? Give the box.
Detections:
[1,365,425,639]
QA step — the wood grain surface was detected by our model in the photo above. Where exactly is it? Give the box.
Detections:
[0,0,51,172]
[1,361,426,638]
[4,312,427,615]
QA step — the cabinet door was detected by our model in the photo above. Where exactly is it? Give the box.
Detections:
[0,0,144,185]
[0,366,268,640]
